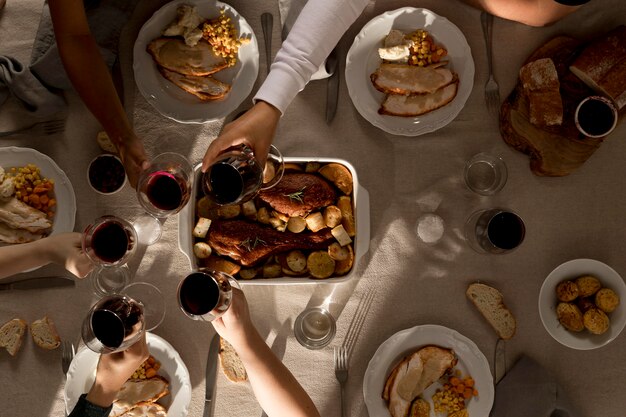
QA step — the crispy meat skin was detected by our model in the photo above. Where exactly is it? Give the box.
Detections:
[257,173,337,217]
[207,220,334,266]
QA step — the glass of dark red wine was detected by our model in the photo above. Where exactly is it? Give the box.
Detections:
[464,209,526,254]
[135,152,193,245]
[82,215,137,296]
[202,144,284,206]
[574,96,618,138]
[177,270,240,322]
[81,294,145,354]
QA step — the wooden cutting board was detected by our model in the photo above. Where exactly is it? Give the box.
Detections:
[500,36,608,176]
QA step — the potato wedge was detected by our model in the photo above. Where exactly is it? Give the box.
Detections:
[287,216,307,233]
[272,211,290,223]
[193,217,212,238]
[305,162,321,173]
[200,256,241,276]
[331,225,352,246]
[328,242,349,261]
[242,200,257,220]
[319,163,353,195]
[218,204,241,219]
[197,196,219,219]
[257,206,270,224]
[284,163,303,172]
[269,217,286,232]
[305,212,326,232]
[307,251,336,279]
[286,250,307,272]
[281,266,308,276]
[193,242,213,259]
[262,263,282,278]
[337,196,355,237]
[239,268,258,280]
[334,244,354,276]
[323,205,342,228]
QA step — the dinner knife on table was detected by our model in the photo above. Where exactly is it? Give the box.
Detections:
[325,46,340,124]
[203,333,220,417]
[0,276,74,291]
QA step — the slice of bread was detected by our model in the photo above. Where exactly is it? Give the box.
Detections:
[219,337,248,382]
[0,318,27,356]
[30,316,61,350]
[466,283,516,340]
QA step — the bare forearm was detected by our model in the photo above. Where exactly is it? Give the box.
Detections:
[0,240,53,279]
[233,329,320,417]
[459,0,581,27]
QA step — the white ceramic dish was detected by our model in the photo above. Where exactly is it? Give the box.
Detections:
[64,333,191,416]
[539,258,626,350]
[178,157,370,285]
[346,7,474,136]
[363,324,494,417]
[133,0,259,123]
[0,146,76,238]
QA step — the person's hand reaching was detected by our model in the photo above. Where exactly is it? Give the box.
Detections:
[202,101,281,172]
[44,232,93,278]
[118,133,150,188]
[211,288,258,349]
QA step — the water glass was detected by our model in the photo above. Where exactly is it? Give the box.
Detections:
[464,153,507,196]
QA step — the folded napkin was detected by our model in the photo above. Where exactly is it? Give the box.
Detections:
[0,56,66,118]
[491,355,581,417]
[29,0,139,90]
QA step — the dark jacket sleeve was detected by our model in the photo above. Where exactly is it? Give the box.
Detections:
[68,394,113,417]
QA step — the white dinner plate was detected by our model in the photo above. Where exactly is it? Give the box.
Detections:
[363,324,494,417]
[64,333,192,416]
[539,258,626,350]
[346,7,474,136]
[0,146,76,238]
[133,0,259,123]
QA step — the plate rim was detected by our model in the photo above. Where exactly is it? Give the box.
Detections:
[345,6,475,136]
[362,324,494,416]
[133,0,259,124]
[538,258,626,350]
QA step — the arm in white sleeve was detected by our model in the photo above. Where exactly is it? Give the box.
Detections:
[254,0,370,114]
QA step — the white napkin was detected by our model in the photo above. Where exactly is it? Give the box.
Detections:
[0,55,66,118]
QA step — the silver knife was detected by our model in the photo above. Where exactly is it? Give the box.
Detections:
[203,333,220,417]
[261,13,273,76]
[493,337,506,384]
[0,276,75,291]
[325,46,340,124]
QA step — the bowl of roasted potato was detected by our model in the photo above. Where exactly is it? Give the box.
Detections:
[178,157,370,284]
[539,259,626,350]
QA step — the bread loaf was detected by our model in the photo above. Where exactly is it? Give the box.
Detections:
[466,283,516,340]
[570,25,626,109]
[0,318,27,356]
[219,337,247,382]
[30,316,61,350]
[519,58,563,126]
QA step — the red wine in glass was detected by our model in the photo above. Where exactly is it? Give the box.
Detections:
[91,221,130,263]
[487,211,525,250]
[82,295,144,353]
[177,271,236,321]
[575,96,617,137]
[146,171,185,211]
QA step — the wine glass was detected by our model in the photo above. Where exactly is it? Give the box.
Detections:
[464,208,526,254]
[177,270,240,322]
[135,152,193,245]
[82,215,137,296]
[122,282,166,331]
[202,144,284,206]
[81,294,145,354]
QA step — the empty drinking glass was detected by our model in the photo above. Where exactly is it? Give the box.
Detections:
[464,153,507,196]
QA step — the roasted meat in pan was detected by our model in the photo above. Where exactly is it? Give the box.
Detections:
[257,173,337,217]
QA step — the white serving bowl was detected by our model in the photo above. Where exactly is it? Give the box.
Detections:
[178,157,370,285]
[539,258,626,350]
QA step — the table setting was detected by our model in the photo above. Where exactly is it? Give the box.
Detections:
[1,0,626,417]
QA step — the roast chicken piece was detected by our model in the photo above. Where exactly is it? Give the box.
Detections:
[119,402,167,417]
[0,221,45,244]
[110,377,169,417]
[371,63,456,95]
[147,37,227,76]
[257,173,337,217]
[206,219,335,266]
[0,197,51,234]
[386,352,424,417]
[379,82,458,117]
[158,67,231,101]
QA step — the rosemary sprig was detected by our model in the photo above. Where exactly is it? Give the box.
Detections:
[284,186,307,203]
[238,236,267,252]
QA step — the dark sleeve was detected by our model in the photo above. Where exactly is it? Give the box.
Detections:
[68,394,113,417]
[553,0,590,5]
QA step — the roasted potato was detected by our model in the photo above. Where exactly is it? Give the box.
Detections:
[307,251,335,279]
[193,217,212,238]
[328,242,349,261]
[262,263,282,278]
[242,200,257,220]
[218,204,241,219]
[556,302,584,332]
[239,268,258,280]
[305,212,326,232]
[555,280,579,302]
[193,242,212,259]
[305,162,321,173]
[319,163,353,195]
[583,307,609,335]
[287,216,306,233]
[197,196,219,219]
[263,161,276,184]
[323,205,342,228]
[336,196,355,237]
[595,288,620,313]
[269,217,286,232]
[286,250,307,272]
[334,244,354,276]
[284,163,303,172]
[257,206,270,224]
[272,211,289,223]
[575,275,602,297]
[200,256,241,276]
[331,225,352,246]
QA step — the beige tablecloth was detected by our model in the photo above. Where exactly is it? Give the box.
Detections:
[1,1,626,416]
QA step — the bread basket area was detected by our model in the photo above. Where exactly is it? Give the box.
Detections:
[178,157,370,285]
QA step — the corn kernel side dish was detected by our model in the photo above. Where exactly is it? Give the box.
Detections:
[131,355,161,380]
[432,371,478,416]
[406,29,448,67]
[9,164,56,218]
[202,9,250,67]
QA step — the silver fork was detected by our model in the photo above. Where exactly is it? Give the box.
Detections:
[61,341,74,375]
[334,346,348,417]
[0,119,65,137]
[481,12,500,116]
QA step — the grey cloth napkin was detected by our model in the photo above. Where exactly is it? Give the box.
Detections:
[29,0,139,90]
[0,55,66,118]
[491,355,581,417]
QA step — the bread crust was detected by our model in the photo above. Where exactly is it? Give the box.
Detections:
[30,315,61,350]
[466,283,516,340]
[219,337,248,383]
[0,318,27,356]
